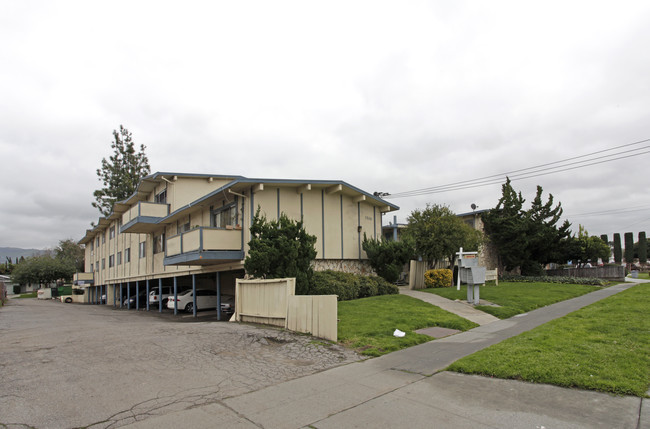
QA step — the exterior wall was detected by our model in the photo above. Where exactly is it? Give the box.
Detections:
[313,259,375,276]
[81,175,396,293]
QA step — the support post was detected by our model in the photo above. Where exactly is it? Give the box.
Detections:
[158,278,163,313]
[192,274,197,318]
[173,277,178,316]
[216,272,221,321]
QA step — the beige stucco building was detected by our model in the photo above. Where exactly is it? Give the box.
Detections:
[77,172,398,314]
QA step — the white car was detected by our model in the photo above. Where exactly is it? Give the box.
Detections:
[149,286,172,306]
[167,289,235,314]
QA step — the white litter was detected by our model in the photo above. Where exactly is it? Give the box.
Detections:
[393,329,405,337]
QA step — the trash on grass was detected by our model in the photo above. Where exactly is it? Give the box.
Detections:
[393,329,405,337]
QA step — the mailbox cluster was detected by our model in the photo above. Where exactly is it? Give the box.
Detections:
[456,249,486,305]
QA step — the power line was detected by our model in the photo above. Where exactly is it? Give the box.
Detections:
[385,138,650,199]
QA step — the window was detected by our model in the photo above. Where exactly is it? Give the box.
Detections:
[117,251,122,265]
[95,261,99,272]
[178,220,191,234]
[109,255,115,268]
[96,237,100,248]
[211,204,237,229]
[154,233,165,254]
[90,262,93,272]
[102,232,106,244]
[125,248,131,263]
[155,189,167,204]
[109,226,115,240]
[117,220,122,235]
[139,242,146,259]
[101,258,106,270]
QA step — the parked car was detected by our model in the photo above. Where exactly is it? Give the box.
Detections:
[149,286,173,306]
[124,291,148,308]
[166,289,235,314]
[220,294,235,316]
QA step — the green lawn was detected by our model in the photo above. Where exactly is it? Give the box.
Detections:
[447,283,650,396]
[635,272,650,279]
[424,282,602,318]
[338,294,478,357]
[14,291,38,299]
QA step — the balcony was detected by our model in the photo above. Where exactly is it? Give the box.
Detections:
[121,202,170,234]
[73,272,94,286]
[164,227,244,266]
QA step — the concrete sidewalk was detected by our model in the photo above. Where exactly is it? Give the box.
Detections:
[399,286,500,326]
[127,280,649,429]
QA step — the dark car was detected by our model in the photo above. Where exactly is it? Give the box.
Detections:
[124,291,148,308]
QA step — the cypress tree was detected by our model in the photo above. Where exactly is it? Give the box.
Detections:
[613,233,622,264]
[638,232,647,264]
[624,232,634,263]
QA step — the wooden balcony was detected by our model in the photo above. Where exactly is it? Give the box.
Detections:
[164,227,244,266]
[121,202,170,233]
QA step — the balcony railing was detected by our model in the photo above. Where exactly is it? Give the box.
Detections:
[121,202,170,233]
[164,227,244,266]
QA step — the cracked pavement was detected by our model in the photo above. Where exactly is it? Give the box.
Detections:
[0,298,361,429]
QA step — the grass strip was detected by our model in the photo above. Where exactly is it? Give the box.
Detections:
[338,294,478,357]
[425,282,601,318]
[13,292,38,299]
[447,283,650,396]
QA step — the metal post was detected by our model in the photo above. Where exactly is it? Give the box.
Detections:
[216,272,221,321]
[146,279,150,311]
[113,284,116,307]
[158,278,162,313]
[192,274,197,318]
[119,283,123,308]
[173,277,178,316]
[136,281,140,310]
[127,283,131,310]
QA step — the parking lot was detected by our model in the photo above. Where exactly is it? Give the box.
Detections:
[0,298,361,428]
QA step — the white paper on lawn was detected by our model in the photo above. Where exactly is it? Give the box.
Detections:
[393,329,405,337]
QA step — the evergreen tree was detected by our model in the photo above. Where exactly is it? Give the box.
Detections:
[93,125,151,217]
[637,232,647,264]
[244,207,317,295]
[54,239,85,272]
[599,234,610,263]
[362,235,414,283]
[624,232,634,263]
[482,178,571,274]
[613,233,622,263]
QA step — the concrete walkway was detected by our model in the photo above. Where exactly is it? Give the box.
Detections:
[127,280,649,429]
[399,286,500,325]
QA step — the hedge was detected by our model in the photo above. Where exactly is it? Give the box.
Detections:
[309,270,399,301]
[500,274,607,286]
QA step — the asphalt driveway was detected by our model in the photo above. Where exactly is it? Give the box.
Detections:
[0,298,360,428]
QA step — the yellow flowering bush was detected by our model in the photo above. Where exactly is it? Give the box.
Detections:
[424,269,453,288]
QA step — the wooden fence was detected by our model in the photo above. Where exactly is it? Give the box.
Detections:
[545,266,625,281]
[233,278,338,341]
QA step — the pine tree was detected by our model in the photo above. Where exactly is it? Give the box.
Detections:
[92,126,151,217]
[600,234,610,263]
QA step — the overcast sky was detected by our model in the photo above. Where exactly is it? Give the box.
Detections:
[1,1,649,250]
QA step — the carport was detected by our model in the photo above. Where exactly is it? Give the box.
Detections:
[109,270,242,321]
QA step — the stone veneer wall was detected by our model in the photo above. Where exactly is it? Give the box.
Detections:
[312,259,376,276]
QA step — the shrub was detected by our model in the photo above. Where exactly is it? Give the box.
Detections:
[424,269,453,288]
[309,270,398,301]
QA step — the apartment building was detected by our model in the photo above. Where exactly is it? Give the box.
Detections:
[77,172,398,315]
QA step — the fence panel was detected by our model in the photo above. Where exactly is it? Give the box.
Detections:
[409,260,426,289]
[545,266,625,281]
[234,278,295,328]
[287,295,338,342]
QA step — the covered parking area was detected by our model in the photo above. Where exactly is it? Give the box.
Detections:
[92,270,243,322]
